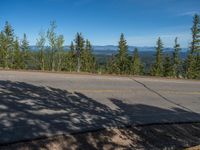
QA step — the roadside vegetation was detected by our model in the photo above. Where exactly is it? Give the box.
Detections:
[0,14,200,79]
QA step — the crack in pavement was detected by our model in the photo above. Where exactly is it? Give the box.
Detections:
[129,77,196,113]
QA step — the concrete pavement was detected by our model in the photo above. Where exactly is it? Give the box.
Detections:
[0,70,200,144]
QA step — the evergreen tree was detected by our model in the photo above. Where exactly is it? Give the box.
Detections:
[0,32,6,67]
[21,33,30,69]
[116,33,129,74]
[186,14,200,79]
[47,21,57,71]
[81,39,96,72]
[151,37,164,76]
[195,54,200,79]
[66,42,76,72]
[190,14,200,54]
[74,33,85,72]
[82,39,90,72]
[13,38,21,69]
[106,54,119,74]
[188,53,200,79]
[186,53,196,79]
[131,48,142,75]
[3,21,14,68]
[172,37,181,78]
[36,31,46,71]
[163,54,173,77]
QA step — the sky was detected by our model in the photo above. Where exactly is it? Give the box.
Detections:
[0,0,200,47]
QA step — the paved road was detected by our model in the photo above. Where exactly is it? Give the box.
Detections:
[0,70,200,144]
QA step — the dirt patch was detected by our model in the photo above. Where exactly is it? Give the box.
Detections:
[1,123,200,150]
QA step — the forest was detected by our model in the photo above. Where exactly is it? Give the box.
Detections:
[0,14,200,79]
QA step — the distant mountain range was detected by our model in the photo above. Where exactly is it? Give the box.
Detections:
[29,45,188,56]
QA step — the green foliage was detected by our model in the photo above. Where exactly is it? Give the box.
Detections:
[55,35,65,71]
[186,14,200,79]
[106,34,129,75]
[195,54,200,79]
[131,48,142,75]
[172,37,181,78]
[21,33,30,69]
[13,38,22,69]
[190,14,200,54]
[116,33,129,74]
[65,42,76,72]
[36,31,46,70]
[106,54,120,74]
[81,39,96,72]
[163,55,173,77]
[73,33,96,72]
[151,37,163,76]
[186,53,196,79]
[47,21,57,71]
[74,33,85,72]
[0,31,6,67]
[187,54,200,79]
[2,21,14,68]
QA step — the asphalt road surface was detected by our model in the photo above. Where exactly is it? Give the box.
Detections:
[0,70,200,144]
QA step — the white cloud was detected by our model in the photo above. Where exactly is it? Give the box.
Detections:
[178,11,200,17]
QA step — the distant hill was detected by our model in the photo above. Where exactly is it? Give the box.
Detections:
[29,45,188,54]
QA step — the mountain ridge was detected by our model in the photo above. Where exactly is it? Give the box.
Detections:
[29,45,188,52]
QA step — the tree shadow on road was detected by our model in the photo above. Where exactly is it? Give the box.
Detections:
[0,80,200,149]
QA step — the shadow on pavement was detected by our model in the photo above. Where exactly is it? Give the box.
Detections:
[0,80,200,149]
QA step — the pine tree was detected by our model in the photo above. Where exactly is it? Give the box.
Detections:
[81,39,96,72]
[106,54,119,74]
[47,21,57,71]
[190,14,200,54]
[0,32,6,67]
[74,33,85,72]
[163,54,173,77]
[186,53,196,79]
[116,33,129,74]
[83,39,91,72]
[66,42,76,72]
[151,37,163,76]
[13,38,21,69]
[36,31,46,71]
[21,33,30,69]
[186,14,200,79]
[193,14,200,79]
[131,48,142,75]
[2,21,14,69]
[195,54,200,79]
[172,37,181,78]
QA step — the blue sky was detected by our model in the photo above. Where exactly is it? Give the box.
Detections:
[0,0,200,47]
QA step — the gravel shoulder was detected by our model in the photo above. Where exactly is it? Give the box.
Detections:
[1,123,200,150]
